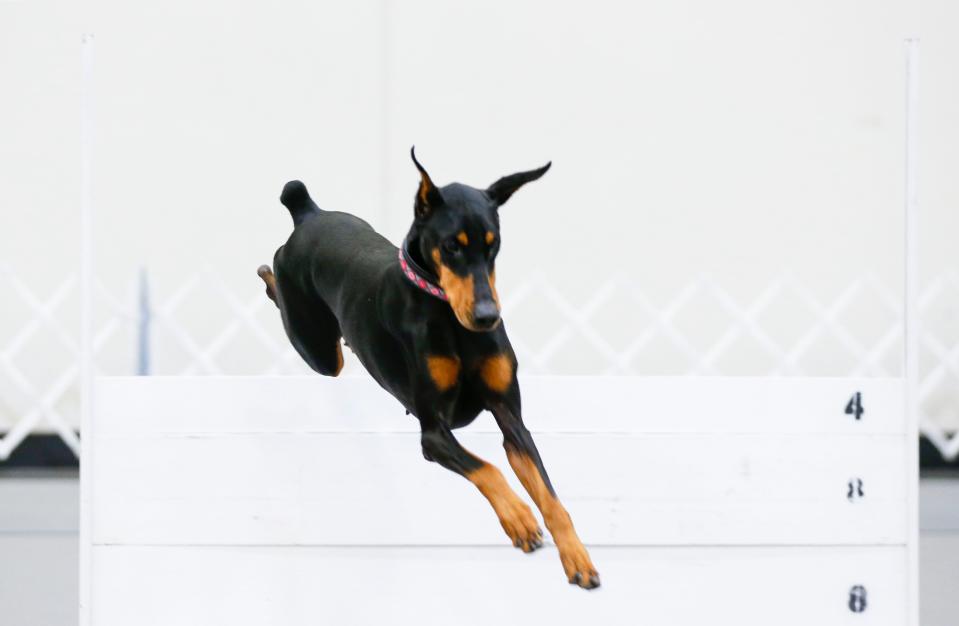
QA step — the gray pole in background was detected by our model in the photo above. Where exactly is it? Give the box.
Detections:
[136,267,151,376]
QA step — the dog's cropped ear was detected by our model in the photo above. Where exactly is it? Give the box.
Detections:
[486,161,551,207]
[411,146,443,218]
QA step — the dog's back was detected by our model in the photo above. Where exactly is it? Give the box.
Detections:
[271,181,412,395]
[274,181,394,318]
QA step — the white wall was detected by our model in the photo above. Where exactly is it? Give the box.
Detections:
[1,1,957,428]
[6,0,939,283]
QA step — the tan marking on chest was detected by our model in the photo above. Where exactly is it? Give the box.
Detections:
[480,354,513,393]
[427,355,461,391]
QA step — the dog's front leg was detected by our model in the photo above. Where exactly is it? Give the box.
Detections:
[417,418,544,553]
[408,335,542,552]
[483,370,600,589]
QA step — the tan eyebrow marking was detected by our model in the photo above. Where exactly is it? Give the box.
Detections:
[486,231,495,245]
[457,231,469,246]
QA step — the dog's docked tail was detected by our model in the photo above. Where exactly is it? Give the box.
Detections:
[280,180,321,226]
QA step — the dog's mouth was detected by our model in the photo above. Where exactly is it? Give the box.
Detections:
[464,316,502,333]
[451,307,501,333]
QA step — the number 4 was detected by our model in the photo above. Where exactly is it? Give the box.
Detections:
[845,391,864,420]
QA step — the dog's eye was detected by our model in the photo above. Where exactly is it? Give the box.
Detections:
[443,239,460,254]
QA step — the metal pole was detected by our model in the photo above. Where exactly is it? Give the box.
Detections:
[79,32,95,626]
[137,267,151,375]
[903,37,920,626]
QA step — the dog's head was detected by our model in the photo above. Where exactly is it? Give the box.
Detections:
[409,147,550,332]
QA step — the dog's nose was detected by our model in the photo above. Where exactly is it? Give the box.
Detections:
[473,301,500,330]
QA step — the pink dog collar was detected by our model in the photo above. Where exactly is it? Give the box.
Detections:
[398,244,448,302]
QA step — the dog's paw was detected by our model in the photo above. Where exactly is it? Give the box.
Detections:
[497,499,544,553]
[257,265,278,303]
[568,570,601,590]
[556,534,600,590]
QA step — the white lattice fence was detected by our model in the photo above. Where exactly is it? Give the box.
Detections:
[2,265,958,461]
[0,266,139,460]
[917,272,959,460]
[502,271,904,378]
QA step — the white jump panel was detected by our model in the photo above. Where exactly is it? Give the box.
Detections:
[85,376,913,625]
[92,546,906,626]
[92,376,905,546]
[93,430,906,546]
[94,375,904,435]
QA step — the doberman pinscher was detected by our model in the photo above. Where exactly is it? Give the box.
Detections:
[258,148,599,589]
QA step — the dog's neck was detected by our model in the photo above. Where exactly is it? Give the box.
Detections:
[399,232,448,302]
[402,228,437,279]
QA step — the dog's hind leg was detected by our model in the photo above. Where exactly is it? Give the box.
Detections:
[268,268,344,376]
[257,265,279,306]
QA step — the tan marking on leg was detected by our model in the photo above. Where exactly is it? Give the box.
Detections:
[431,248,476,329]
[456,231,469,246]
[426,355,460,391]
[467,462,543,552]
[485,231,495,245]
[506,449,599,588]
[480,354,513,393]
[333,341,344,376]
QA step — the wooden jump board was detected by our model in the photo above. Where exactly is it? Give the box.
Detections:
[83,376,913,625]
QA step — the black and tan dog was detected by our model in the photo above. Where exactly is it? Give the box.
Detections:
[258,149,599,589]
